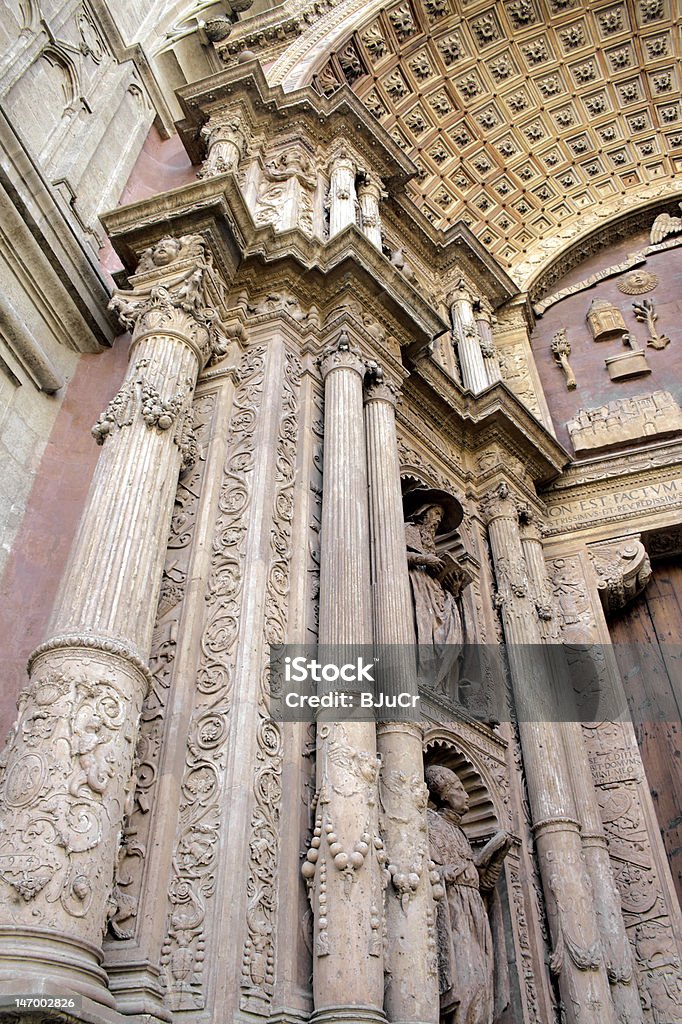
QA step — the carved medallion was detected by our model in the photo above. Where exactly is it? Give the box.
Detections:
[617,270,658,295]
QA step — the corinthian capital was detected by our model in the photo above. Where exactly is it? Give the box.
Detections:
[108,235,229,367]
[480,480,518,524]
[319,330,366,380]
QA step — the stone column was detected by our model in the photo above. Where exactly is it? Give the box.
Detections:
[198,112,247,178]
[357,174,385,250]
[328,152,357,238]
[307,331,385,1024]
[363,369,439,1024]
[483,482,617,1024]
[0,234,228,1007]
[475,304,502,387]
[449,279,487,394]
[518,513,643,1024]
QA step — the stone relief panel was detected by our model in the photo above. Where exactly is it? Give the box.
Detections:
[160,348,267,1010]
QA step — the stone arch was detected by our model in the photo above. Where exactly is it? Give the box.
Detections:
[422,731,506,841]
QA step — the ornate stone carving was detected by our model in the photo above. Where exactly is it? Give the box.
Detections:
[109,235,229,368]
[617,270,658,295]
[426,765,512,1024]
[631,298,670,350]
[587,537,652,615]
[254,148,316,236]
[586,298,627,343]
[0,650,144,942]
[198,113,248,178]
[604,333,651,383]
[160,348,266,1009]
[567,392,682,454]
[551,329,577,390]
[650,202,682,244]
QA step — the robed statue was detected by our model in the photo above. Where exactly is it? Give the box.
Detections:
[425,764,513,1024]
[403,488,469,693]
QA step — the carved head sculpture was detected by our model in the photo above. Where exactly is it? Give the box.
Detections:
[403,487,463,535]
[425,764,470,817]
[136,234,209,276]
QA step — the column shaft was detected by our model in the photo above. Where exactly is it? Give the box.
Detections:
[484,483,616,1024]
[520,523,643,1024]
[364,376,439,1024]
[309,334,384,1024]
[328,155,357,238]
[0,234,227,1008]
[450,281,487,394]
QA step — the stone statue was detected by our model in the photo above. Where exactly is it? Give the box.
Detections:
[425,764,513,1024]
[403,488,466,693]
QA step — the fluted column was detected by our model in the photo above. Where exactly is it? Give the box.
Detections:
[328,152,357,238]
[483,482,616,1024]
[308,332,385,1024]
[449,279,487,394]
[475,304,502,387]
[519,513,643,1023]
[0,235,229,1006]
[364,370,439,1024]
[357,174,385,250]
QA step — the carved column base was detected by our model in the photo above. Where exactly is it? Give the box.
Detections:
[106,959,172,1022]
[0,927,115,1009]
[310,1005,387,1024]
[0,643,148,985]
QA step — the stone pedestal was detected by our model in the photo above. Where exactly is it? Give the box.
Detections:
[0,235,228,1008]
[364,372,439,1024]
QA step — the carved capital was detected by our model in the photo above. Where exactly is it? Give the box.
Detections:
[364,363,398,406]
[198,111,248,179]
[588,536,652,615]
[108,235,229,368]
[319,331,366,380]
[480,481,518,524]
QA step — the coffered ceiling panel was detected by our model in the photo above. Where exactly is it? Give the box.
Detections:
[310,0,682,271]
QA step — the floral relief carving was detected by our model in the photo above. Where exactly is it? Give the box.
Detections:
[160,348,266,1009]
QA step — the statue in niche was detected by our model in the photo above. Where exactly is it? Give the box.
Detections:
[425,764,513,1024]
[403,488,469,694]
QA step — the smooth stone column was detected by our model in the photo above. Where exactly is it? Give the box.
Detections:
[483,482,617,1024]
[357,174,385,250]
[328,152,357,238]
[307,332,385,1024]
[0,235,228,1008]
[475,304,502,387]
[519,513,643,1024]
[449,279,487,394]
[364,370,439,1024]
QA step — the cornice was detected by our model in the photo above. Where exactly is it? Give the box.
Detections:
[101,173,447,344]
[175,61,415,187]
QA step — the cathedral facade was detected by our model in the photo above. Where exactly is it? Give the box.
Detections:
[0,3,681,1024]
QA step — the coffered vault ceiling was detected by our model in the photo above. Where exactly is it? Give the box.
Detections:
[301,0,682,278]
